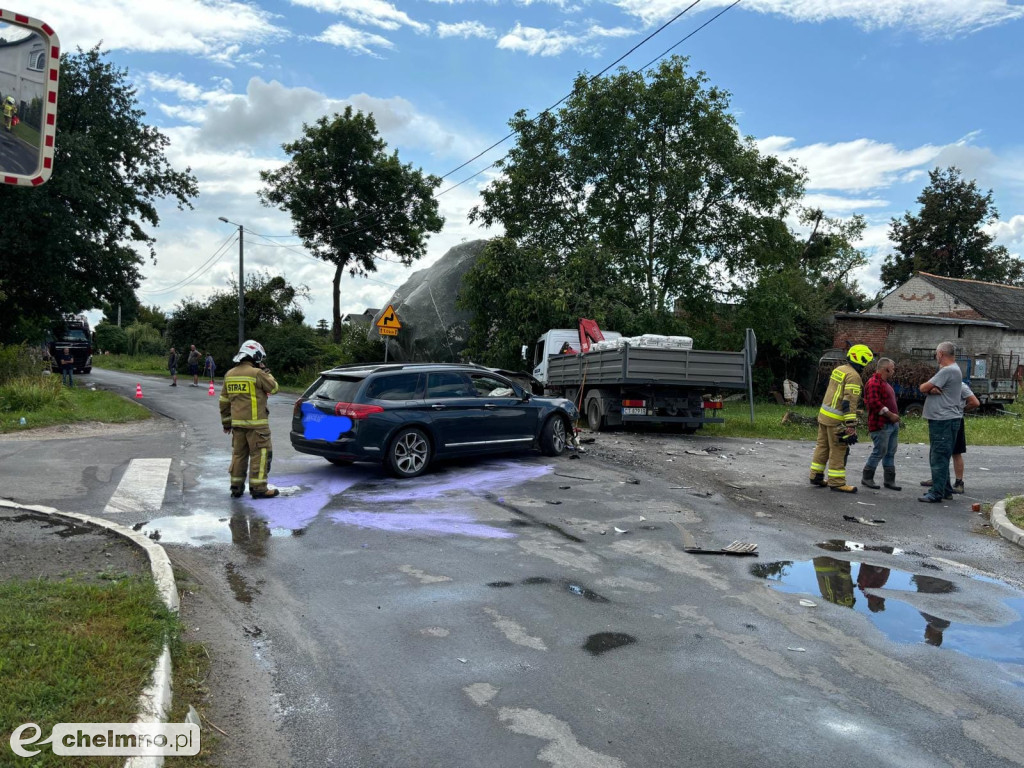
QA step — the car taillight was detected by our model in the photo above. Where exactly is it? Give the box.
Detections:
[703,399,723,410]
[334,402,385,419]
[293,398,306,416]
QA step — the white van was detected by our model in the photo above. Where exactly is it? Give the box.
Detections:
[532,328,622,384]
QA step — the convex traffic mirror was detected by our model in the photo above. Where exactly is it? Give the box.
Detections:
[0,8,59,186]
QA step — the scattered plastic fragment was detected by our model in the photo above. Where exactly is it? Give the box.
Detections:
[787,647,806,653]
[843,515,885,526]
[547,500,562,505]
[979,467,991,471]
[457,658,468,664]
[614,527,628,534]
[799,599,817,607]
[855,501,876,507]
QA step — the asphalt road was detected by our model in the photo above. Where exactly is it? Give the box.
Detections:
[2,367,1023,768]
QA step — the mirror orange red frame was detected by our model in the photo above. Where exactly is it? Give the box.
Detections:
[0,8,59,186]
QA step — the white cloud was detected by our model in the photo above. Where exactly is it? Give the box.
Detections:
[497,22,635,56]
[989,214,1024,248]
[614,0,1024,37]
[291,0,430,33]
[759,136,943,192]
[316,22,395,55]
[437,21,497,39]
[26,0,283,57]
[801,193,889,213]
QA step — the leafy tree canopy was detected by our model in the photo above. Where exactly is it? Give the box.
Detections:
[880,166,1021,290]
[470,56,805,316]
[0,47,197,343]
[259,107,443,342]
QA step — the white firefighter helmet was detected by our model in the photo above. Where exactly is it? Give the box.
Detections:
[233,339,267,364]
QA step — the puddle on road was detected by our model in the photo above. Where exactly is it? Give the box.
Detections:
[224,562,260,603]
[816,540,926,557]
[139,513,291,554]
[752,557,1024,665]
[583,632,637,656]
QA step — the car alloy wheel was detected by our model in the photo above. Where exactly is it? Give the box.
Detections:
[389,427,431,477]
[540,415,568,457]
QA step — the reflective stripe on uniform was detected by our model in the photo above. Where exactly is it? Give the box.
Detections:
[819,405,844,423]
[232,418,269,428]
[267,381,279,395]
[810,462,825,472]
[256,448,268,482]
[827,469,846,478]
[225,376,260,422]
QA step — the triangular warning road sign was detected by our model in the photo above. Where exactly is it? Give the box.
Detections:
[376,304,402,330]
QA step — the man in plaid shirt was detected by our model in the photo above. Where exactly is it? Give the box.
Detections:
[861,357,902,490]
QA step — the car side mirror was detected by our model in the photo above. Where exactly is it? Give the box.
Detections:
[0,9,61,186]
[519,390,531,402]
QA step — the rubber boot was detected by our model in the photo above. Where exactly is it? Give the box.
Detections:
[809,473,826,487]
[830,484,858,494]
[883,467,901,491]
[861,467,880,489]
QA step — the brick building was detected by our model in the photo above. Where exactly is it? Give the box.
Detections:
[833,272,1024,359]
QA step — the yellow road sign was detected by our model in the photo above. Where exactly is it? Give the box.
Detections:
[376,305,402,331]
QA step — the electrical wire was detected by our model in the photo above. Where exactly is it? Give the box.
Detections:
[436,0,743,200]
[138,232,237,295]
[248,1,708,244]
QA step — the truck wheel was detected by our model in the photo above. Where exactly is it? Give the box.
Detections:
[386,427,432,478]
[586,400,605,432]
[902,403,923,418]
[539,416,568,456]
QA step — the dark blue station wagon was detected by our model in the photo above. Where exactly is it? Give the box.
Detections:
[290,363,579,478]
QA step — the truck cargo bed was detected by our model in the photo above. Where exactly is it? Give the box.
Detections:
[545,345,748,389]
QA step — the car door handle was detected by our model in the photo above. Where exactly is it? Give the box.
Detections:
[432,404,446,410]
[483,403,497,409]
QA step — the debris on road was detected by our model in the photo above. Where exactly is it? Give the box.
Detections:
[787,647,807,653]
[614,527,628,534]
[843,515,886,526]
[799,599,817,607]
[685,540,758,557]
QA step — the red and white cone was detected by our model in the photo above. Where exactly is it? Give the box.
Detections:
[208,381,215,396]
[135,383,143,399]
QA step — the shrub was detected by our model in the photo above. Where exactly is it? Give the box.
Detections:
[94,323,129,354]
[0,344,41,384]
[0,375,69,412]
[125,322,164,356]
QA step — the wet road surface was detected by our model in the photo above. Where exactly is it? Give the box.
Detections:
[2,368,1023,767]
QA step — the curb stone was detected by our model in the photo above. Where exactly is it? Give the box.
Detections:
[991,497,1024,549]
[0,499,179,768]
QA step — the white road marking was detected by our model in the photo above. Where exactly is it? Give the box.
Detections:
[103,458,173,515]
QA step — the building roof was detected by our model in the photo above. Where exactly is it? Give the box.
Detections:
[917,272,1024,331]
[834,311,1007,329]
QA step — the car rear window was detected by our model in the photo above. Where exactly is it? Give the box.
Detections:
[307,375,362,402]
[365,373,421,401]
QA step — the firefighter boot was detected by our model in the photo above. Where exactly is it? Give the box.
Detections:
[809,473,827,487]
[830,484,858,494]
[861,467,880,489]
[883,467,902,491]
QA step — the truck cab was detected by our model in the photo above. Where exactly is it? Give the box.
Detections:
[532,328,622,384]
[47,315,93,374]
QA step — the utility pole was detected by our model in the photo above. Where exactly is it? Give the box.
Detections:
[218,217,245,345]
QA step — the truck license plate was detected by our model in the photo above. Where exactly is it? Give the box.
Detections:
[622,407,646,416]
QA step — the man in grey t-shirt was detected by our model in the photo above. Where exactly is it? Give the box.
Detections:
[918,341,963,503]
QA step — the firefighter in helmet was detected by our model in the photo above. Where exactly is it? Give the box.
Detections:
[3,96,17,132]
[220,340,280,499]
[809,344,873,493]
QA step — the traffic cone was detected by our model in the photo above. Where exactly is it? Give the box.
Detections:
[135,383,143,399]
[208,381,215,396]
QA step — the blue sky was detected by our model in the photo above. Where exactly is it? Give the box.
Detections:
[29,0,1024,328]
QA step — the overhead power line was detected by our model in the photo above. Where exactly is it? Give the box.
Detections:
[139,232,237,295]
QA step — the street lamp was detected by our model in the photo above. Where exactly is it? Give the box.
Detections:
[218,217,245,346]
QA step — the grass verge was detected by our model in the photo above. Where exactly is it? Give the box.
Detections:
[0,378,151,433]
[0,576,176,767]
[91,354,171,377]
[1006,497,1024,529]
[702,401,1024,446]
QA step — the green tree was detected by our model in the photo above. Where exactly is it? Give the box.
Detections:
[0,47,197,343]
[259,107,443,343]
[315,318,329,337]
[470,57,804,316]
[880,166,1021,290]
[94,322,129,354]
[166,272,315,374]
